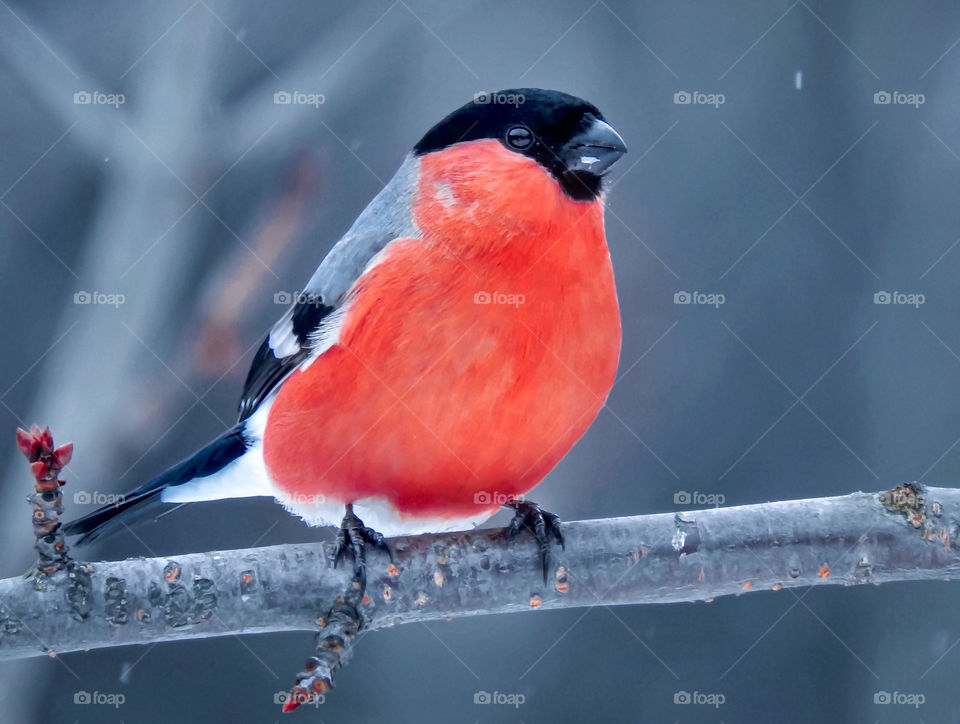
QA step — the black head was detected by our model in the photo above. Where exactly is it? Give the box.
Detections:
[414,89,627,201]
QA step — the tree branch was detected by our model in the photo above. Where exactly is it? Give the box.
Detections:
[1,480,957,667]
[7,426,956,710]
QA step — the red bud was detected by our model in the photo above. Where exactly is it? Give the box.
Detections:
[15,428,32,454]
[53,443,73,468]
[16,428,39,461]
[281,687,304,713]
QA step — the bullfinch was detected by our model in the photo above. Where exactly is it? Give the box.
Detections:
[63,88,627,585]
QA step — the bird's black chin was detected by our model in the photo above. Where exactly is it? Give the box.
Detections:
[558,170,605,201]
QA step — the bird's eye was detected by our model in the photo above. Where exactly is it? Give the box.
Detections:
[506,125,534,150]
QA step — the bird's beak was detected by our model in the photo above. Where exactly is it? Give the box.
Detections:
[562,118,627,175]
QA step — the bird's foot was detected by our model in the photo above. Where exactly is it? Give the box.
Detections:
[505,499,564,583]
[331,504,394,597]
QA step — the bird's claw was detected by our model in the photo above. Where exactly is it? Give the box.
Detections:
[331,504,394,596]
[505,500,564,583]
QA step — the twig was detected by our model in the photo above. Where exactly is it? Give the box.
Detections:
[14,426,90,600]
[284,597,362,712]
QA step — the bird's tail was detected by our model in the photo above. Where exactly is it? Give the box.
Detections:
[61,424,250,544]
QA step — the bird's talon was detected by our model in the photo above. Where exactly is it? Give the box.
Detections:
[504,500,564,583]
[545,515,565,549]
[330,505,391,597]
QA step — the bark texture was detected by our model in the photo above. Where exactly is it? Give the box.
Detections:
[0,482,956,662]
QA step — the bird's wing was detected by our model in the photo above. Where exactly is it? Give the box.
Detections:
[237,301,331,422]
[237,155,421,422]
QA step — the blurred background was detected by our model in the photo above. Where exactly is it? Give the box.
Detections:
[2,0,960,721]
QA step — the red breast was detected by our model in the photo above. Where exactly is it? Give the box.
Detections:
[263,139,621,524]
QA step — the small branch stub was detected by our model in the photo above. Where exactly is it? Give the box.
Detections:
[284,597,362,713]
[16,425,74,581]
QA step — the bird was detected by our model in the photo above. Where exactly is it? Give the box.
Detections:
[62,88,627,587]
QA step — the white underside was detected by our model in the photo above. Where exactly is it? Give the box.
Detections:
[161,399,276,504]
[161,440,496,536]
[275,491,496,537]
[160,393,496,536]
